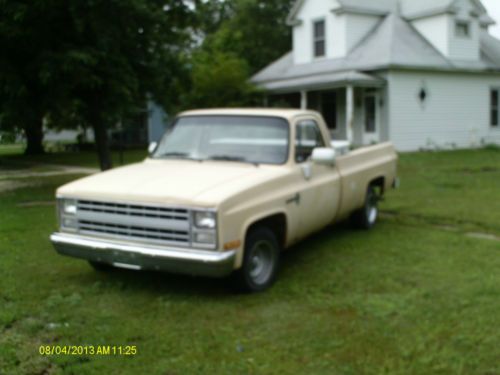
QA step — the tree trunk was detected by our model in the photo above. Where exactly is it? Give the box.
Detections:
[24,118,45,155]
[92,122,113,171]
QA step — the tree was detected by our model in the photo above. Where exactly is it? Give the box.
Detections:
[202,0,295,74]
[186,50,256,108]
[56,0,194,170]
[181,0,295,109]
[192,0,232,36]
[0,1,65,154]
[0,0,193,168]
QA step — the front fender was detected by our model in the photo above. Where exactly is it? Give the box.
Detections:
[221,207,289,269]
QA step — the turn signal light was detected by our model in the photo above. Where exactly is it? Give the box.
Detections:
[223,240,241,251]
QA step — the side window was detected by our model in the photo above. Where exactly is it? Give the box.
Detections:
[313,20,326,58]
[455,21,470,38]
[295,120,325,163]
[491,89,499,128]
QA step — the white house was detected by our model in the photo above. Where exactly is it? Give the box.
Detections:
[251,0,500,151]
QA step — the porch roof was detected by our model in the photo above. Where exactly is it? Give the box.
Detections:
[259,70,385,93]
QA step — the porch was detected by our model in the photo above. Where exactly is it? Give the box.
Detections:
[262,72,387,146]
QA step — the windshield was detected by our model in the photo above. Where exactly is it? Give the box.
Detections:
[153,115,290,165]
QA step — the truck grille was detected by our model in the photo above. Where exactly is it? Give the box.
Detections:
[75,200,191,247]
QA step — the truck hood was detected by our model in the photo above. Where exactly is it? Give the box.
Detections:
[57,159,286,207]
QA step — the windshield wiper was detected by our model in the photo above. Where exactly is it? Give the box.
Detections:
[156,152,200,161]
[208,155,259,166]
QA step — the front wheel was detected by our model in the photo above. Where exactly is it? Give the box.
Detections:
[233,227,280,293]
[352,185,379,230]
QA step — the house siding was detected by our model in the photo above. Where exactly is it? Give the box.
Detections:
[412,14,450,56]
[293,0,341,64]
[292,0,381,62]
[331,13,347,59]
[448,0,481,61]
[387,70,500,151]
[378,72,391,143]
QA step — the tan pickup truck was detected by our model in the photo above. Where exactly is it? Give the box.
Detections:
[51,109,398,292]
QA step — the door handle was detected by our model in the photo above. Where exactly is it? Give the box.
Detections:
[301,164,312,180]
[286,193,301,205]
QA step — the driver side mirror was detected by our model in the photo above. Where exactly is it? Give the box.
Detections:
[148,142,158,155]
[311,147,336,166]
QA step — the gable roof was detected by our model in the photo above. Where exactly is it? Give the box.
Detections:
[287,0,330,25]
[287,0,397,25]
[334,0,397,16]
[401,0,489,22]
[480,32,500,66]
[400,0,455,19]
[286,0,306,25]
[288,0,494,26]
[253,10,500,91]
[346,13,451,69]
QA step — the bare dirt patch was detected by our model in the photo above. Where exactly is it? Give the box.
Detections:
[0,180,36,193]
[0,164,97,193]
[0,166,97,180]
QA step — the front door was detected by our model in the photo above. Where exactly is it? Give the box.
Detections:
[288,117,341,242]
[363,90,380,144]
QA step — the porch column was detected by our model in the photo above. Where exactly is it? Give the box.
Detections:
[300,90,308,110]
[346,85,354,143]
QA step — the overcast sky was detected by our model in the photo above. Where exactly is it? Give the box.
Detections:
[483,0,500,38]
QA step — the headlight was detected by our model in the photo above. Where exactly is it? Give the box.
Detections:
[192,210,217,249]
[58,198,78,231]
[194,211,216,229]
[62,199,78,215]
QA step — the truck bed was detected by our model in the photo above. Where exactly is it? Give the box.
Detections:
[334,143,398,221]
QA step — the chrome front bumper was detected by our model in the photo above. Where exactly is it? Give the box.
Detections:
[50,233,236,278]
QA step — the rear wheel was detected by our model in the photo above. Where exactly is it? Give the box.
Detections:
[233,227,280,293]
[352,185,379,230]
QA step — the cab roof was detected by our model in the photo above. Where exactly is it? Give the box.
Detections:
[178,108,320,122]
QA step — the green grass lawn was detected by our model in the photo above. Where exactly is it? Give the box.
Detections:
[385,147,500,233]
[0,144,24,157]
[0,148,499,374]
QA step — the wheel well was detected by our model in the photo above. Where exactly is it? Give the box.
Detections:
[246,214,287,249]
[370,176,385,196]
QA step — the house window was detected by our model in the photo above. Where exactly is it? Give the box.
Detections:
[491,89,499,127]
[313,20,326,58]
[455,21,470,38]
[364,95,377,133]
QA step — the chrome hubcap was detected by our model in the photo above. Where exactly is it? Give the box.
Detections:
[367,191,378,224]
[249,240,274,285]
[368,206,378,224]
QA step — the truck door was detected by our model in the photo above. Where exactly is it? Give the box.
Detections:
[288,118,342,241]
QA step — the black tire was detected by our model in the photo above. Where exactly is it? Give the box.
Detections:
[88,261,113,272]
[352,185,379,230]
[233,227,280,293]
